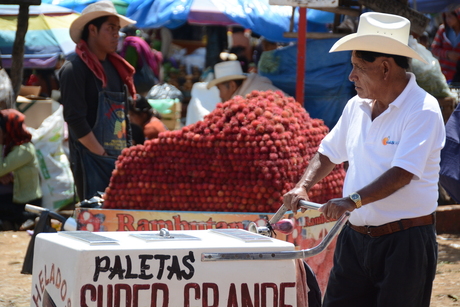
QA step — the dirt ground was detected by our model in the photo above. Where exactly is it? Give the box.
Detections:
[0,230,459,307]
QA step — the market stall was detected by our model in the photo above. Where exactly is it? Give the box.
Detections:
[0,4,78,69]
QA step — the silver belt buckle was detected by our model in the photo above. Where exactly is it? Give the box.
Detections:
[366,226,375,237]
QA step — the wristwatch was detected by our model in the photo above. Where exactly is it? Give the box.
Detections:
[349,192,362,209]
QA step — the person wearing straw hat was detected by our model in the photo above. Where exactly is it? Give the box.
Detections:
[206,60,283,102]
[59,1,137,201]
[283,12,445,307]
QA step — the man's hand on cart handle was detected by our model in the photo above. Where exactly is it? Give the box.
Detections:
[269,200,323,225]
[318,197,357,221]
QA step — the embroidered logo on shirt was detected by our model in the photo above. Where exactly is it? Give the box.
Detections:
[382,136,399,145]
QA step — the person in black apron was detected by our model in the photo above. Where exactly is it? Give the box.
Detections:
[69,83,130,200]
[59,1,137,201]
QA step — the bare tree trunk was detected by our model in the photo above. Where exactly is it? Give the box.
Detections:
[11,4,29,101]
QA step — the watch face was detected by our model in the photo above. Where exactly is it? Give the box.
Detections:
[351,193,359,201]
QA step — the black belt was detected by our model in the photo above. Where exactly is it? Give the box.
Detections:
[348,213,435,237]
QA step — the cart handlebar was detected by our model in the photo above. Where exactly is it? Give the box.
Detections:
[202,200,349,262]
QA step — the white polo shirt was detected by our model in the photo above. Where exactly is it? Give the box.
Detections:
[318,73,446,226]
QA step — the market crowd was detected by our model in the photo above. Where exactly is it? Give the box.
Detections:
[0,0,284,230]
[0,3,458,225]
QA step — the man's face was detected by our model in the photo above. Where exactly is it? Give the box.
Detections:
[217,81,237,102]
[92,16,121,54]
[348,51,383,100]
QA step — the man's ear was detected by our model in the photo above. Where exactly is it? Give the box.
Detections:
[381,60,390,80]
[88,24,98,38]
[229,80,238,92]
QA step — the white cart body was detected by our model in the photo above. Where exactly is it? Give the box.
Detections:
[31,229,298,307]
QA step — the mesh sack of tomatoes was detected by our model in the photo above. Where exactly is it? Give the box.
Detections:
[104,90,345,212]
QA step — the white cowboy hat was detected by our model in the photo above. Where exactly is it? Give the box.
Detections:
[207,61,247,89]
[329,12,427,64]
[70,0,136,44]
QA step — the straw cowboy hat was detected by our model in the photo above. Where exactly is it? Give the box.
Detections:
[330,12,427,63]
[207,61,247,89]
[70,0,136,44]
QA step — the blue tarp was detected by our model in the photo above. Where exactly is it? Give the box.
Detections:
[42,0,135,15]
[440,102,460,203]
[408,0,460,13]
[259,39,355,129]
[126,0,334,43]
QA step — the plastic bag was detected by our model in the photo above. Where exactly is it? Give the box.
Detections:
[409,37,456,99]
[146,83,183,101]
[0,68,14,109]
[147,98,179,114]
[29,105,75,210]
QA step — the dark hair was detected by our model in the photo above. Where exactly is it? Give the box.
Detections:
[121,24,139,37]
[354,50,410,69]
[221,79,244,89]
[232,26,245,34]
[229,46,249,72]
[131,94,163,120]
[234,79,244,88]
[130,123,145,145]
[81,16,110,42]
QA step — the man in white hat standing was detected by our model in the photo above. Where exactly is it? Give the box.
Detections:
[284,12,445,307]
[59,1,137,200]
[207,60,284,102]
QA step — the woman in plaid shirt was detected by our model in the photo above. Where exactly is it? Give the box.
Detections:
[431,6,460,82]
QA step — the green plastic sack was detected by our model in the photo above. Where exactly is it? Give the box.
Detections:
[409,37,456,99]
[147,98,180,114]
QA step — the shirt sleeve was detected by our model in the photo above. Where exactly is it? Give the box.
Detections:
[0,144,34,177]
[59,59,93,139]
[318,99,353,164]
[391,101,446,180]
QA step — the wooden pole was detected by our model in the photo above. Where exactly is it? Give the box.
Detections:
[11,4,29,101]
[296,6,306,106]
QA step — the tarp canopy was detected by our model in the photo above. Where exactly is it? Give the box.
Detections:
[41,0,133,15]
[259,39,355,129]
[408,0,460,13]
[126,0,334,43]
[0,4,79,69]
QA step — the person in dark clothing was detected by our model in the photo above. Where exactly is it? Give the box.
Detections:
[129,94,167,140]
[59,1,136,200]
[130,123,145,145]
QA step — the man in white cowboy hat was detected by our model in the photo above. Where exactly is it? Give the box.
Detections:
[284,12,445,307]
[59,1,137,200]
[207,60,283,102]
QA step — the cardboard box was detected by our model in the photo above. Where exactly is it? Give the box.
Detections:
[160,100,182,130]
[16,97,60,129]
[19,85,41,97]
[436,205,460,234]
